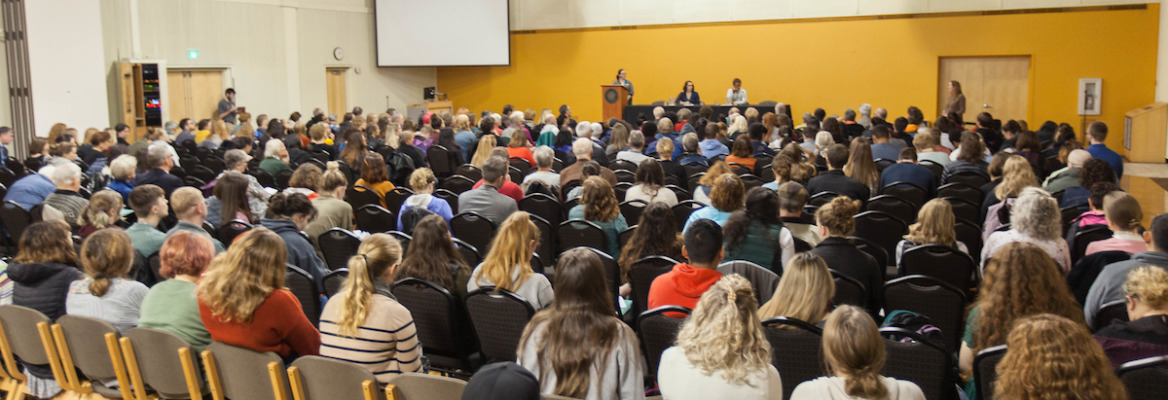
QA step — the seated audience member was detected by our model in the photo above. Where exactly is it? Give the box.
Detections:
[959,242,1084,399]
[659,275,781,399]
[307,123,337,159]
[648,219,724,311]
[698,124,729,160]
[1095,266,1168,367]
[206,172,255,228]
[625,159,678,206]
[76,189,123,238]
[516,249,643,400]
[49,142,78,162]
[1084,214,1168,327]
[354,153,395,205]
[304,165,351,252]
[656,138,687,184]
[810,196,880,314]
[843,138,880,194]
[462,361,543,400]
[569,177,629,260]
[1066,182,1119,246]
[762,155,794,191]
[166,187,226,253]
[521,146,561,192]
[616,130,651,165]
[879,148,937,198]
[679,133,711,167]
[319,233,422,381]
[1062,158,1117,209]
[470,134,498,168]
[197,228,321,361]
[685,173,745,232]
[777,182,819,246]
[723,187,794,272]
[1085,121,1123,178]
[459,156,519,226]
[66,229,148,333]
[748,122,775,156]
[134,144,183,196]
[869,125,902,161]
[259,139,292,177]
[506,129,535,167]
[1044,149,1091,194]
[560,138,618,190]
[1086,191,1146,256]
[982,187,1070,274]
[758,253,834,325]
[396,215,471,298]
[725,135,757,171]
[206,149,268,216]
[912,130,950,167]
[895,199,969,267]
[467,212,553,310]
[139,231,215,352]
[398,168,453,231]
[107,154,137,201]
[996,314,1126,399]
[5,162,58,210]
[43,162,88,229]
[807,144,870,206]
[693,161,732,205]
[940,131,990,185]
[472,148,525,202]
[285,163,323,200]
[792,305,925,400]
[980,156,1038,233]
[617,202,684,296]
[261,193,327,284]
[126,185,169,257]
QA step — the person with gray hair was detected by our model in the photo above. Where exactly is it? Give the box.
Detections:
[458,155,519,226]
[653,106,665,121]
[558,138,617,198]
[208,149,269,216]
[107,154,138,201]
[43,162,88,229]
[133,143,183,195]
[522,146,560,193]
[874,107,888,121]
[677,132,709,167]
[857,104,873,128]
[260,139,292,177]
[617,130,650,165]
[981,187,1070,274]
[572,120,610,166]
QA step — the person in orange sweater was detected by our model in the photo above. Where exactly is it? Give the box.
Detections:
[197,227,321,362]
[648,218,725,313]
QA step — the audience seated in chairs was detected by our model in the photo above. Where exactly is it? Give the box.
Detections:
[107,154,137,201]
[467,212,552,310]
[43,162,88,229]
[759,253,834,325]
[126,184,169,257]
[894,198,969,267]
[521,146,561,194]
[205,171,256,228]
[659,275,782,399]
[568,177,628,260]
[166,187,225,253]
[1095,266,1168,367]
[285,163,323,200]
[320,233,423,382]
[134,143,184,196]
[304,164,351,253]
[995,314,1126,399]
[722,187,794,271]
[980,155,1038,234]
[259,139,292,178]
[139,231,216,352]
[261,193,328,285]
[397,215,472,299]
[843,138,880,195]
[880,148,937,198]
[355,152,395,206]
[1059,157,1116,210]
[398,168,454,231]
[808,144,870,207]
[625,159,678,207]
[75,189,123,238]
[810,197,880,314]
[777,182,820,246]
[1085,191,1146,256]
[649,219,724,311]
[66,228,148,333]
[982,187,1070,274]
[684,173,744,232]
[459,156,519,227]
[1084,214,1168,327]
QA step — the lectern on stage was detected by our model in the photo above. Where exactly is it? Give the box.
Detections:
[601,85,629,122]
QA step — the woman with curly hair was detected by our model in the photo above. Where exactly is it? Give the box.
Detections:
[959,242,1085,399]
[659,275,781,399]
[778,143,817,182]
[1095,265,1168,367]
[895,198,969,267]
[995,314,1126,400]
[722,187,794,272]
[617,202,683,297]
[569,176,629,260]
[811,196,880,314]
[692,160,733,205]
[981,187,1070,273]
[685,173,744,232]
[1061,157,1116,208]
[758,253,834,324]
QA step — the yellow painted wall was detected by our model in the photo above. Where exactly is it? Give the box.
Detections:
[437,6,1159,154]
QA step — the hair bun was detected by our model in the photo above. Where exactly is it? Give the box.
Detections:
[326,161,339,171]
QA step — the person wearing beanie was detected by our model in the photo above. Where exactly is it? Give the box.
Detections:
[462,362,542,400]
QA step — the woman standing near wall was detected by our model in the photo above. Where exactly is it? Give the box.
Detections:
[945,81,966,125]
[613,69,634,105]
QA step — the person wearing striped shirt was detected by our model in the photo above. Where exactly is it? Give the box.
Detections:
[319,234,423,382]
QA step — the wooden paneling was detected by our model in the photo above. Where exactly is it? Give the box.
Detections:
[938,56,1029,123]
[326,68,346,117]
[166,70,223,123]
[167,71,190,122]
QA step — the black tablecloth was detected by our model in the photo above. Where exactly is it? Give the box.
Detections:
[622,104,784,125]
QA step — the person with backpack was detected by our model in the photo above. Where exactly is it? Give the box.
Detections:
[397,168,453,231]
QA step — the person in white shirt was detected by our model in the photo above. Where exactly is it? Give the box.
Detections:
[522,146,561,193]
[658,274,782,400]
[725,78,748,106]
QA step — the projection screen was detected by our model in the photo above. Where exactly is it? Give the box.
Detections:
[374,0,510,67]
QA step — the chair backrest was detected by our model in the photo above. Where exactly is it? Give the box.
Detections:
[637,306,691,378]
[937,182,981,205]
[355,204,397,234]
[387,231,412,253]
[848,236,890,272]
[628,256,681,315]
[716,261,780,303]
[255,170,276,188]
[347,185,385,212]
[0,200,31,242]
[440,175,477,195]
[528,215,555,273]
[204,341,288,400]
[1119,355,1168,400]
[879,327,957,400]
[953,219,984,264]
[853,210,907,264]
[671,200,700,228]
[572,247,621,311]
[55,315,121,382]
[807,191,838,208]
[614,169,636,184]
[556,219,606,254]
[290,355,381,400]
[385,373,467,400]
[881,181,928,209]
[465,288,535,362]
[391,278,477,371]
[944,197,981,225]
[618,225,637,249]
[217,219,254,248]
[453,164,482,181]
[450,212,498,255]
[0,304,52,365]
[947,171,989,188]
[433,189,460,215]
[882,275,968,353]
[322,269,350,298]
[830,270,867,308]
[900,244,977,296]
[618,200,647,225]
[286,265,321,327]
[762,317,824,400]
[1093,299,1130,332]
[866,195,918,226]
[384,187,415,217]
[123,327,204,399]
[609,160,638,173]
[453,238,482,266]
[519,193,563,227]
[426,145,455,177]
[1072,225,1114,265]
[318,228,362,270]
[973,345,1007,400]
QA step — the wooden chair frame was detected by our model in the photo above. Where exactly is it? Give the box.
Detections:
[201,350,289,400]
[0,318,27,400]
[286,366,378,400]
[117,336,204,400]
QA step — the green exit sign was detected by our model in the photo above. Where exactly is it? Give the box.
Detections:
[187,49,199,59]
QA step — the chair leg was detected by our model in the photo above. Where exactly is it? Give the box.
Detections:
[384,384,396,400]
[266,362,288,400]
[361,381,377,400]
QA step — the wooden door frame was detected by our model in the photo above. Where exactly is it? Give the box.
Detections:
[325,66,352,117]
[936,55,1035,124]
[166,66,232,124]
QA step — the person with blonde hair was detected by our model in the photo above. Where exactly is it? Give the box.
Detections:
[198,228,320,361]
[66,229,148,333]
[1086,191,1147,255]
[812,196,881,314]
[996,314,1127,400]
[199,119,228,150]
[981,155,1038,233]
[981,187,1070,273]
[569,176,629,259]
[692,160,731,205]
[319,233,421,381]
[685,173,744,232]
[470,134,497,168]
[659,275,781,399]
[959,242,1084,398]
[894,199,969,266]
[467,212,553,310]
[76,189,124,238]
[398,168,453,230]
[759,253,834,325]
[912,131,950,167]
[139,231,216,351]
[843,138,880,193]
[1095,265,1168,366]
[791,305,925,399]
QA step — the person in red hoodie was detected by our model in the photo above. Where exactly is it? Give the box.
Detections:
[649,218,725,312]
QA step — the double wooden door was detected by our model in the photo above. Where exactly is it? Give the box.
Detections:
[937,56,1030,124]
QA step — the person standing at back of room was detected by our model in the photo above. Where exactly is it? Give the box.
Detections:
[218,88,238,125]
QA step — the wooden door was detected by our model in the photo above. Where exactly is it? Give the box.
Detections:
[167,70,223,122]
[938,56,1030,123]
[326,68,347,117]
[166,70,189,122]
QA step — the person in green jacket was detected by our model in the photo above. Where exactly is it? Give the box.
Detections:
[723,187,794,275]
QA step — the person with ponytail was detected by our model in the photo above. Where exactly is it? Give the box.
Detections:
[517,248,643,399]
[320,233,422,381]
[1086,191,1146,255]
[395,215,470,298]
[261,192,328,285]
[66,229,148,333]
[659,275,781,399]
[198,227,320,361]
[76,189,124,238]
[467,212,553,310]
[791,305,925,400]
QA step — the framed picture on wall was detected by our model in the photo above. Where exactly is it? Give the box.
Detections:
[1078,78,1102,116]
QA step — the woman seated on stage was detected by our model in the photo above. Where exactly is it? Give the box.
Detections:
[677,81,701,106]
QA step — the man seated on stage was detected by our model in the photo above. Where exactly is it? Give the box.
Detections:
[725,78,748,106]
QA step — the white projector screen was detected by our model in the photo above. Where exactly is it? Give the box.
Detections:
[375,0,510,67]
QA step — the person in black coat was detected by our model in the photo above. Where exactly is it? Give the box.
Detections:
[808,196,881,316]
[807,143,870,207]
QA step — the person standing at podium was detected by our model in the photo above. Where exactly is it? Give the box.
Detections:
[677,81,701,106]
[613,69,634,105]
[725,78,748,106]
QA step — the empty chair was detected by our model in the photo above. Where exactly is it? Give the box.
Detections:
[0,201,32,243]
[761,317,823,400]
[285,265,322,328]
[945,197,981,225]
[879,327,957,400]
[440,175,476,195]
[973,345,1006,400]
[1119,355,1168,400]
[830,270,867,308]
[849,236,890,278]
[637,306,690,379]
[322,269,349,298]
[954,219,984,264]
[354,205,397,234]
[385,373,467,400]
[900,244,977,296]
[945,171,990,188]
[556,220,606,254]
[120,327,205,400]
[671,200,700,228]
[465,288,535,362]
[346,185,384,212]
[318,228,362,270]
[288,355,382,400]
[450,212,497,255]
[528,215,555,272]
[201,341,290,400]
[937,182,982,205]
[453,239,482,266]
[391,278,480,373]
[881,182,928,210]
[453,165,482,182]
[618,200,647,226]
[426,145,456,178]
[519,193,562,227]
[216,219,253,248]
[53,315,134,398]
[628,256,682,316]
[882,275,968,353]
[716,261,779,304]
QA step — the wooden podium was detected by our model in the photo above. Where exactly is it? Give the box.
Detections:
[1123,102,1167,163]
[601,85,629,122]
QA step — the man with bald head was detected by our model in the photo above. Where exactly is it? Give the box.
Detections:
[1044,149,1093,194]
